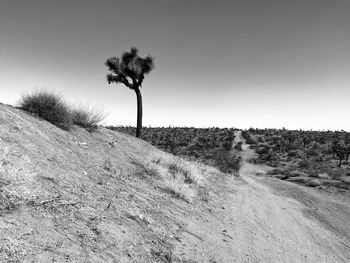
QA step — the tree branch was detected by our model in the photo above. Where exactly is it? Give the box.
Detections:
[107,74,133,89]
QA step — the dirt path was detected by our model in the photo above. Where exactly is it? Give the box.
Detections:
[174,131,350,262]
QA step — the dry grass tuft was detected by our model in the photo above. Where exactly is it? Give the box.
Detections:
[153,155,205,186]
[129,153,219,202]
[148,153,220,202]
[164,179,195,202]
[130,157,161,178]
[72,104,107,131]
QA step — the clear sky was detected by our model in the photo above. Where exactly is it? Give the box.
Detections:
[0,0,349,130]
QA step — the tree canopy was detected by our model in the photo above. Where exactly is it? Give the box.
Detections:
[105,47,154,90]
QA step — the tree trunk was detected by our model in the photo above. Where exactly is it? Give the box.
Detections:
[135,87,143,138]
[338,158,342,167]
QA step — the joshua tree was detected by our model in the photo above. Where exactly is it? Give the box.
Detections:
[105,47,154,138]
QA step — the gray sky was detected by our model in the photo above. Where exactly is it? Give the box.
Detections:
[1,0,349,130]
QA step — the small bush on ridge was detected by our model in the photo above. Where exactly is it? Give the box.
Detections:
[19,90,72,130]
[72,104,107,131]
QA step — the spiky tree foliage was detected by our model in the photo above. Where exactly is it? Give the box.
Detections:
[105,47,154,138]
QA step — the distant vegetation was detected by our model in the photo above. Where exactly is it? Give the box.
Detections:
[105,47,154,138]
[243,128,350,190]
[107,126,241,173]
[19,90,106,131]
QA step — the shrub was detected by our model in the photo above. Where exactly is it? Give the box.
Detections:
[325,168,344,180]
[257,145,271,155]
[242,131,257,144]
[213,150,241,173]
[19,90,72,130]
[72,104,107,131]
[298,159,311,169]
[305,148,319,157]
[234,141,243,151]
[224,153,241,173]
[257,136,265,143]
[267,168,284,175]
[265,149,277,161]
[287,150,297,157]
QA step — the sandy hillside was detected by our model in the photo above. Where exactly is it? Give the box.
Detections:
[0,103,220,262]
[1,104,350,263]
